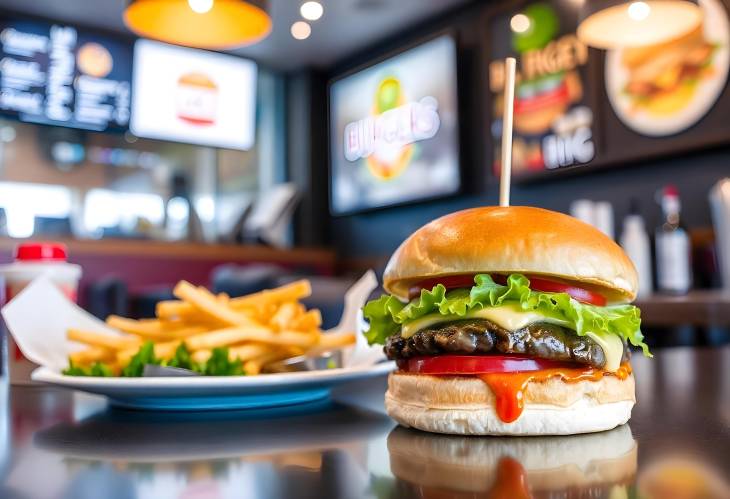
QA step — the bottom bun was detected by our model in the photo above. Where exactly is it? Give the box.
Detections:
[386,371,636,436]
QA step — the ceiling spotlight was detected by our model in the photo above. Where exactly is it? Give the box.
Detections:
[188,0,214,14]
[300,1,324,21]
[291,21,311,40]
[627,1,651,20]
[510,13,531,33]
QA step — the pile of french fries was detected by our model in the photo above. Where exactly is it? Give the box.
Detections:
[66,279,355,376]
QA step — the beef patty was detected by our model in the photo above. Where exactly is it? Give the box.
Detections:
[384,319,630,369]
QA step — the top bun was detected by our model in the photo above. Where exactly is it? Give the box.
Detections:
[383,206,638,303]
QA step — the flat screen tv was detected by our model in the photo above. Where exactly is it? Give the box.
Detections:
[131,39,257,150]
[328,34,460,215]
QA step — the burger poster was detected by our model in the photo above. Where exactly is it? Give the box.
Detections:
[605,0,730,136]
[130,39,257,150]
[488,2,596,177]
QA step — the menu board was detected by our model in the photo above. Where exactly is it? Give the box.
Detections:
[0,18,131,131]
[329,35,460,215]
[130,40,257,150]
[487,1,597,179]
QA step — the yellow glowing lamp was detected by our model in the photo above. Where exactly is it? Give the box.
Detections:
[124,0,271,49]
[577,0,703,49]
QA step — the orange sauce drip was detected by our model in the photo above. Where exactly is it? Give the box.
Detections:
[478,364,632,423]
[486,457,532,499]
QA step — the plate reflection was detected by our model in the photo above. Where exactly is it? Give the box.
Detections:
[385,425,637,499]
[29,402,394,499]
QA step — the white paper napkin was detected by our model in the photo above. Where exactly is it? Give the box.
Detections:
[2,276,121,371]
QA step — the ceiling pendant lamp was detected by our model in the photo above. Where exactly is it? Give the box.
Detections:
[124,0,271,50]
[577,0,703,49]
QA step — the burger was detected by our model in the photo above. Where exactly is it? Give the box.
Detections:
[362,206,651,435]
[512,70,583,136]
[387,424,638,498]
[621,25,716,116]
[176,72,218,126]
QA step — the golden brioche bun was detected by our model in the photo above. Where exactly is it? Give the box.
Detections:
[621,24,704,69]
[178,72,217,89]
[385,371,636,435]
[383,206,638,303]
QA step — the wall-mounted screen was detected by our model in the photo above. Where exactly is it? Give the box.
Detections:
[328,34,460,215]
[487,2,596,179]
[131,40,257,150]
[0,18,132,131]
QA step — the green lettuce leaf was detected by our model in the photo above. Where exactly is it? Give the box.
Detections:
[122,341,158,377]
[65,342,247,377]
[362,295,406,345]
[362,273,650,356]
[198,347,244,376]
[63,360,114,377]
[164,343,194,370]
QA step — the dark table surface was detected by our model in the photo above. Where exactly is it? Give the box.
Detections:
[1,346,729,499]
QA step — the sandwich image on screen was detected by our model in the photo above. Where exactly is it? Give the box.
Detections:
[329,35,460,215]
[131,39,257,150]
[604,0,730,136]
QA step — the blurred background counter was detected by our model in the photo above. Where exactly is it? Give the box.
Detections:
[0,237,341,326]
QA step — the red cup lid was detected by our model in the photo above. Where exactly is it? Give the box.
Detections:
[14,243,68,262]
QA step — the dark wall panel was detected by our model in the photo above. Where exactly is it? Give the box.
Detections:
[331,145,730,258]
[307,1,730,261]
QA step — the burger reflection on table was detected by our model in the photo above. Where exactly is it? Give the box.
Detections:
[386,425,637,499]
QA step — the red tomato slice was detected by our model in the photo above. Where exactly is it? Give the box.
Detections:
[408,274,476,299]
[409,274,606,306]
[397,355,576,375]
[527,277,606,306]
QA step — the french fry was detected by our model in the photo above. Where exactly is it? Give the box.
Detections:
[106,316,208,340]
[155,300,193,320]
[317,332,356,349]
[270,302,299,331]
[68,329,141,350]
[191,349,212,364]
[187,344,272,366]
[229,280,312,309]
[154,340,182,359]
[174,281,261,327]
[185,326,317,351]
[244,347,304,375]
[240,302,279,325]
[69,346,115,365]
[155,301,225,326]
[228,343,273,362]
[291,309,322,331]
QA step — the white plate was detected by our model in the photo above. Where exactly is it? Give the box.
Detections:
[32,362,395,411]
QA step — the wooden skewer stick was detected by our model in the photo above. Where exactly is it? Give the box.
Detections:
[499,57,517,207]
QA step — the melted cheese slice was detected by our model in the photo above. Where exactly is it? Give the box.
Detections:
[400,305,569,339]
[400,305,624,372]
[585,331,624,372]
